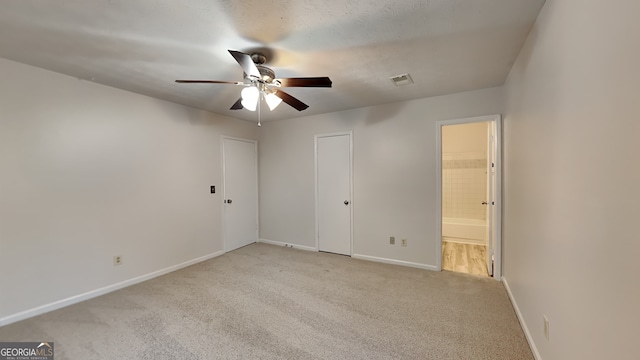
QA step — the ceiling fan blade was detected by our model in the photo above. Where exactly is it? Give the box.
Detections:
[228,50,261,79]
[274,90,309,111]
[276,77,332,88]
[175,80,243,85]
[230,98,243,110]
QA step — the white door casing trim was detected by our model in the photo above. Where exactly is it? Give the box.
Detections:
[435,115,502,280]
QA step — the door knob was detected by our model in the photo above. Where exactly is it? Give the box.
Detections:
[481,201,488,205]
[344,200,350,205]
[226,199,232,204]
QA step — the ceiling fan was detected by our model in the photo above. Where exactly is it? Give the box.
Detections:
[176,50,332,114]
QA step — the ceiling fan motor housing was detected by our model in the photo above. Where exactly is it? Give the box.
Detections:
[256,65,275,83]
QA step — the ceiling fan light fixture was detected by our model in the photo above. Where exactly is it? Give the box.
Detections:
[241,86,259,111]
[265,92,283,111]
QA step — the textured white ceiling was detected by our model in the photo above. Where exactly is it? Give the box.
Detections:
[0,0,545,122]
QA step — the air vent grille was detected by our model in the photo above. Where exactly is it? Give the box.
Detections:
[390,73,414,86]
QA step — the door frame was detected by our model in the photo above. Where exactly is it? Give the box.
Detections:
[435,115,502,280]
[221,135,259,253]
[314,131,354,255]
[485,122,496,276]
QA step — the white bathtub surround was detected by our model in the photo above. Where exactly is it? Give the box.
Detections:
[442,153,487,220]
[442,217,487,245]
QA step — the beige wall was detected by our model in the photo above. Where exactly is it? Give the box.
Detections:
[259,87,503,268]
[442,122,488,154]
[0,58,258,323]
[503,0,640,358]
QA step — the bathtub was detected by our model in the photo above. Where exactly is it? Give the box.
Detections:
[442,217,487,245]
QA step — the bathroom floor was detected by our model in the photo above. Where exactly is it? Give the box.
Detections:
[442,241,489,276]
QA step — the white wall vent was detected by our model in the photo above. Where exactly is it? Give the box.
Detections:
[390,73,414,86]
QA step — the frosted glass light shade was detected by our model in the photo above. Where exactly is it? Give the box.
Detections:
[265,93,283,111]
[241,86,259,111]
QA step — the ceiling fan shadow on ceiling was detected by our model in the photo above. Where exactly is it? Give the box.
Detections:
[175,50,332,125]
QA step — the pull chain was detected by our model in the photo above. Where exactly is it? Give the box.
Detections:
[257,93,262,127]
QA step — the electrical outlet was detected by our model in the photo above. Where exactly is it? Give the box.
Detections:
[543,315,549,340]
[113,255,123,266]
[390,236,395,245]
[401,238,407,247]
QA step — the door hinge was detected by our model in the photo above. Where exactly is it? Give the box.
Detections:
[491,162,495,168]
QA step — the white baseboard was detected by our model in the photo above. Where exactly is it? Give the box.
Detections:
[352,254,439,271]
[258,238,318,252]
[503,277,541,360]
[258,240,437,272]
[0,250,224,327]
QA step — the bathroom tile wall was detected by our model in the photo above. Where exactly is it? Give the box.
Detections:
[442,152,487,220]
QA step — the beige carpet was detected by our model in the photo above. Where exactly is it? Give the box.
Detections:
[0,243,533,359]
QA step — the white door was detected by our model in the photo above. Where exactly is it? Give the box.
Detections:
[316,133,352,255]
[486,123,496,276]
[222,137,258,252]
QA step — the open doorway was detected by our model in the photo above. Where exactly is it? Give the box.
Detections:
[436,115,501,279]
